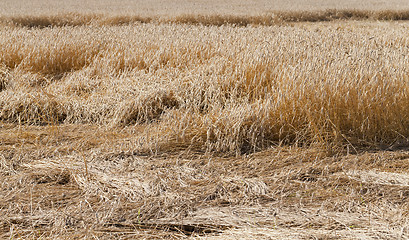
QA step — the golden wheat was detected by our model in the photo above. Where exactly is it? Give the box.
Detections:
[2,2,409,238]
[2,10,409,28]
[1,21,408,153]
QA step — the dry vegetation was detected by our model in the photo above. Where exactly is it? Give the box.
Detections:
[1,1,409,239]
[1,20,409,153]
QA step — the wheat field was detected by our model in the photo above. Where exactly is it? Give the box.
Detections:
[1,1,409,239]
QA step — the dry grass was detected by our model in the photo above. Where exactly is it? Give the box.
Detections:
[2,1,409,239]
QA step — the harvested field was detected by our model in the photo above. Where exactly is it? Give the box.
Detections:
[1,1,409,239]
[1,0,409,16]
[2,125,409,239]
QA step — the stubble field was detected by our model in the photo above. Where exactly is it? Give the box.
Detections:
[1,1,409,239]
